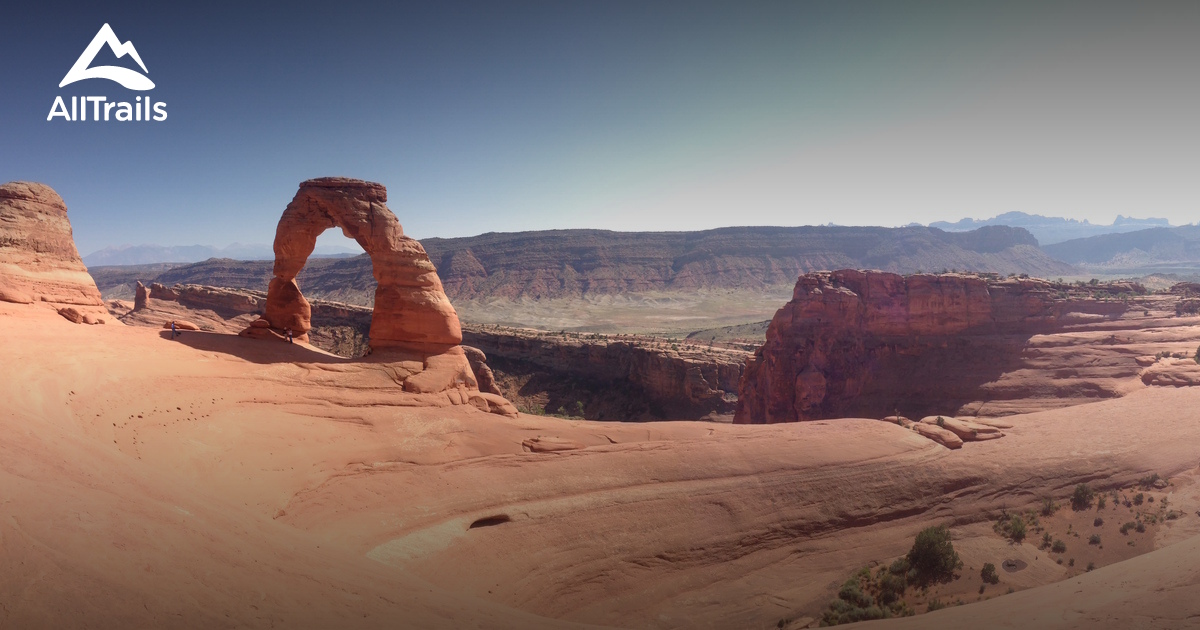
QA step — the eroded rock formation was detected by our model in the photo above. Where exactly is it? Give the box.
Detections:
[735,270,1152,423]
[0,181,108,323]
[248,177,461,351]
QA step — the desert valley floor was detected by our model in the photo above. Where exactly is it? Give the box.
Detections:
[6,300,1200,629]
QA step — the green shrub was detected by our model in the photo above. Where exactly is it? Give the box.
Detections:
[1008,515,1027,542]
[1089,534,1101,545]
[888,557,910,575]
[1097,495,1107,510]
[1094,517,1104,527]
[1051,539,1067,553]
[980,563,1000,585]
[878,573,906,605]
[1120,521,1136,534]
[927,599,946,612]
[1068,558,1075,567]
[1136,521,1146,533]
[1072,484,1095,510]
[1086,562,1095,571]
[907,525,961,584]
[838,581,873,608]
[1134,493,1144,506]
[1041,532,1052,549]
[1041,497,1058,516]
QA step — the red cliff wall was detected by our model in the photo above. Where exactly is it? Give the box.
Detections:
[734,270,1132,423]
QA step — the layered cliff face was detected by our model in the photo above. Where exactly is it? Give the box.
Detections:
[0,181,109,323]
[113,224,1076,306]
[734,270,1166,424]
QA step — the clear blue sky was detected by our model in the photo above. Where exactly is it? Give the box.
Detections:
[2,1,1197,256]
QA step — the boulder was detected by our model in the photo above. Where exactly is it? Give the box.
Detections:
[0,182,108,321]
[910,423,964,449]
[163,320,200,331]
[470,392,519,418]
[919,415,1004,442]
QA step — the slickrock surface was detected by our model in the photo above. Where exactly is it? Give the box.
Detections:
[5,301,1200,629]
[254,178,461,350]
[737,270,1200,423]
[0,181,108,322]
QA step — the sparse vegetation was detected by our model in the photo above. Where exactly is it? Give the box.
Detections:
[1041,497,1058,516]
[1007,515,1027,542]
[980,563,1000,585]
[1097,495,1107,510]
[1089,534,1101,545]
[1094,517,1104,527]
[1134,493,1144,506]
[1071,484,1095,510]
[1051,539,1067,553]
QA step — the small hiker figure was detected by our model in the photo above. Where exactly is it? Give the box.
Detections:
[170,321,178,339]
[286,327,293,343]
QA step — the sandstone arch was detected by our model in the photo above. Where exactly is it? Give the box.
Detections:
[251,177,462,351]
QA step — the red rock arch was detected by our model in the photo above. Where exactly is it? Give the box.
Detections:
[257,177,462,351]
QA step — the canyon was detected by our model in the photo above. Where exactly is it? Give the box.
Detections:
[5,179,1200,630]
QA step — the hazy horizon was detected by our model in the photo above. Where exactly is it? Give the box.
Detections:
[3,1,1197,255]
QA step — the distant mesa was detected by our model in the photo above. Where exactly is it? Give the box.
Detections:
[0,181,110,324]
[930,211,1173,245]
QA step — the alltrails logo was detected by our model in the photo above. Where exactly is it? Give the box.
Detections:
[47,23,167,122]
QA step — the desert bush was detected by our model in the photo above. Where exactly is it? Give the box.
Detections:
[907,525,961,584]
[1041,532,1052,549]
[1089,534,1101,545]
[888,557,910,575]
[1051,539,1067,553]
[1041,497,1058,516]
[1068,558,1075,567]
[926,599,946,612]
[1094,517,1104,527]
[1134,493,1144,506]
[1071,484,1095,510]
[980,563,1000,585]
[1008,515,1027,542]
[1136,521,1146,533]
[1120,521,1136,535]
[1139,473,1161,488]
[838,581,873,608]
[1087,561,1095,571]
[1097,495,1107,510]
[878,573,906,605]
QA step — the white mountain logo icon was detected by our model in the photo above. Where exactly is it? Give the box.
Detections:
[59,23,154,91]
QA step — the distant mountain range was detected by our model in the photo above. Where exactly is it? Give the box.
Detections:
[1044,225,1200,273]
[90,225,1074,304]
[928,212,1173,245]
[82,243,360,266]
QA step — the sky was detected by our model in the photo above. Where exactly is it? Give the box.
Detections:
[1,0,1197,256]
